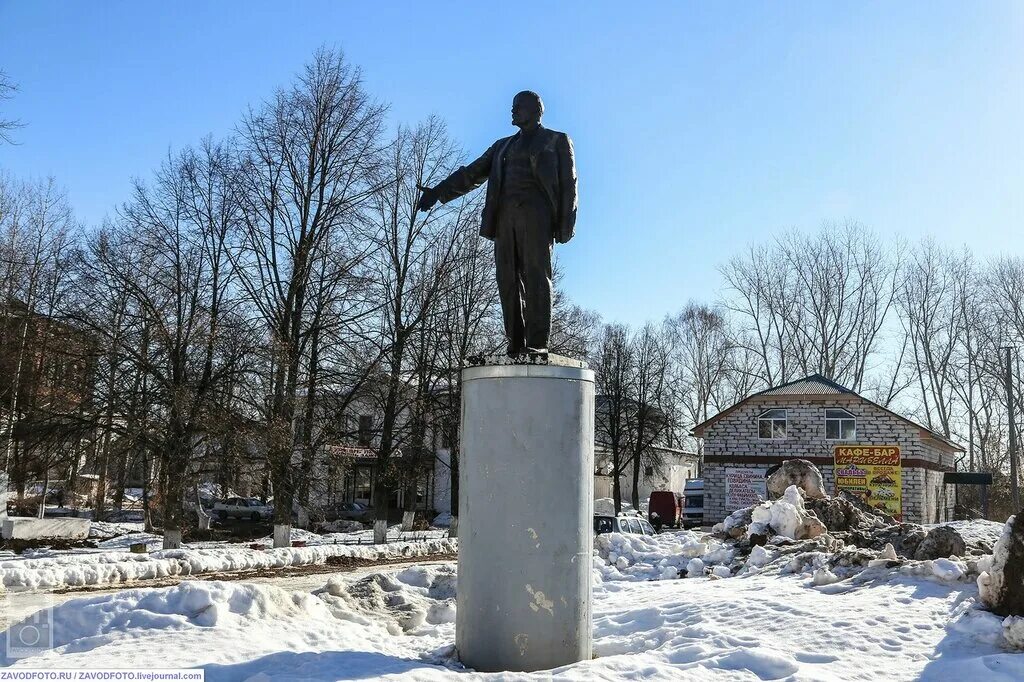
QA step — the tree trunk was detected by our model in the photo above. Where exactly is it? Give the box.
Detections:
[161,425,188,550]
[373,342,405,544]
[612,449,622,516]
[67,439,80,511]
[631,455,641,511]
[270,444,293,548]
[401,467,417,532]
[37,469,48,519]
[141,452,154,533]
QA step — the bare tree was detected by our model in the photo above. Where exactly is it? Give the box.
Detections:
[0,71,24,145]
[897,240,968,437]
[79,142,250,548]
[593,323,634,515]
[549,264,600,358]
[428,220,499,535]
[362,118,463,543]
[0,178,77,508]
[234,48,385,546]
[664,303,732,452]
[626,323,669,509]
[721,221,900,391]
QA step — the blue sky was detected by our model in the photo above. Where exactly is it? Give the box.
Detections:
[1,2,1022,325]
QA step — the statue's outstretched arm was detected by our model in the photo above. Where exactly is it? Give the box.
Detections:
[435,142,497,203]
[418,142,497,211]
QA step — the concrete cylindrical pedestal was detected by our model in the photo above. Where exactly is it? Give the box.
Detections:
[457,361,594,672]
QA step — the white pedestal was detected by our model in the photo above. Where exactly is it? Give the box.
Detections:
[457,357,594,672]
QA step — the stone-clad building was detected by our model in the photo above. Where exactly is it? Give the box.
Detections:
[691,374,963,525]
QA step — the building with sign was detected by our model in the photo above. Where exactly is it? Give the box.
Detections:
[691,374,963,525]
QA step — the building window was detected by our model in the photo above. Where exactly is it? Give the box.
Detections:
[825,408,856,440]
[758,409,787,439]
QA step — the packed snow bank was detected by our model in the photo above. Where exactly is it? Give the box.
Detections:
[0,575,459,676]
[0,538,457,591]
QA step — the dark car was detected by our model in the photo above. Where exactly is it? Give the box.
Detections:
[648,490,682,528]
[323,501,373,523]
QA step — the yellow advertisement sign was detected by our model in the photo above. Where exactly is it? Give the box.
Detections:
[833,445,902,520]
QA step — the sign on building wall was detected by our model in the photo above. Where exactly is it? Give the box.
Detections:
[834,445,902,520]
[726,467,768,509]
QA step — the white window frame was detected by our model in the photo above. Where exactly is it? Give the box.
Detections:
[825,408,857,441]
[757,408,788,440]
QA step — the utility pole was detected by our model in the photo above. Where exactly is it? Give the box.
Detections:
[1005,346,1020,510]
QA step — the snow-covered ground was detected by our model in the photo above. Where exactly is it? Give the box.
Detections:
[1,519,1021,680]
[0,536,456,590]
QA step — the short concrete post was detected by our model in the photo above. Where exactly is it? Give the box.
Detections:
[457,357,594,672]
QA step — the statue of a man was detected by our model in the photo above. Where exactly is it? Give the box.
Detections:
[417,91,577,356]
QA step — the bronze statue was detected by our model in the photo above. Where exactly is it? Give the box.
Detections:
[417,91,577,356]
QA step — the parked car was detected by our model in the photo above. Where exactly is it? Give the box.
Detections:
[681,479,705,528]
[213,497,274,521]
[323,501,373,523]
[648,490,682,528]
[594,514,657,536]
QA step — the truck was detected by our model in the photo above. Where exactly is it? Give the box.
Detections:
[681,479,704,528]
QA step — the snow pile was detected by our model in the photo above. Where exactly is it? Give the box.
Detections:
[978,515,1014,608]
[594,530,743,581]
[929,519,1005,548]
[722,485,826,541]
[1004,617,1024,650]
[746,544,773,568]
[977,515,1024,650]
[88,521,146,540]
[256,527,324,545]
[316,519,365,533]
[930,557,966,581]
[0,538,457,590]
[594,498,641,516]
[430,512,453,528]
[766,457,827,498]
[95,531,163,551]
[317,564,457,636]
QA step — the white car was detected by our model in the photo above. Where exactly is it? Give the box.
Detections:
[213,497,273,521]
[594,514,657,536]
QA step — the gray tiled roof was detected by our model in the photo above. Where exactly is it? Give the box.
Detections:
[754,374,855,396]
